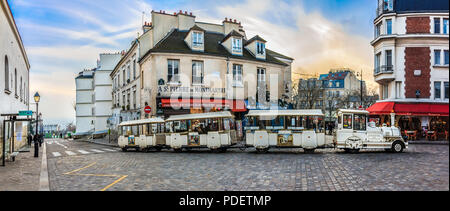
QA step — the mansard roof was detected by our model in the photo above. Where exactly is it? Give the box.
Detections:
[140,29,291,66]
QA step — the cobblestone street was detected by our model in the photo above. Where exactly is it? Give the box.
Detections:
[45,139,449,191]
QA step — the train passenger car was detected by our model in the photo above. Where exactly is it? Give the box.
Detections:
[336,109,408,153]
[165,111,238,152]
[245,110,334,153]
[118,117,166,152]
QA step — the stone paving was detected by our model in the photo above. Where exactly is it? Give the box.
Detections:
[0,145,43,191]
[46,140,449,191]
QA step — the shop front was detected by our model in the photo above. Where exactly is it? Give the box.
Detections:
[367,102,449,141]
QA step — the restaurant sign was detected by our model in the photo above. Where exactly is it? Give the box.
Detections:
[158,86,226,95]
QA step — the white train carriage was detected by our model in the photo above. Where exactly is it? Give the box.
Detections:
[118,117,166,152]
[336,109,408,153]
[245,110,334,153]
[165,111,239,153]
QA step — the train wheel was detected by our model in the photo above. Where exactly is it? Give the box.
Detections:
[174,148,183,153]
[219,148,228,153]
[121,148,127,152]
[344,149,359,154]
[304,149,315,154]
[392,141,405,153]
[154,146,162,152]
[256,148,269,154]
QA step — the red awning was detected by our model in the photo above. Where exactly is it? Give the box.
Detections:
[161,99,247,112]
[368,102,449,117]
[395,103,449,116]
[366,102,395,115]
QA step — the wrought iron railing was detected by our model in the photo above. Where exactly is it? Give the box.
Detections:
[374,65,394,75]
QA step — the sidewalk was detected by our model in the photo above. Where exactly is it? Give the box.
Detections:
[75,136,119,147]
[0,145,43,191]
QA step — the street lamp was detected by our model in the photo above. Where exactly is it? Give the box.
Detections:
[34,92,40,157]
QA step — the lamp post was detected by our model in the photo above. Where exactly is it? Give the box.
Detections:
[34,92,40,158]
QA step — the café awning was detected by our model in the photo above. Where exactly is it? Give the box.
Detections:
[368,102,449,117]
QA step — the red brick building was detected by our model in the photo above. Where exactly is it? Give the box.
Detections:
[368,0,449,140]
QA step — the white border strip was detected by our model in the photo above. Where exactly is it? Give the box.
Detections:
[39,143,50,191]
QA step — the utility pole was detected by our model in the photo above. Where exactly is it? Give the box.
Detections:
[360,69,363,108]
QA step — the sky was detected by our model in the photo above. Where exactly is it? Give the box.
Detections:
[8,0,379,127]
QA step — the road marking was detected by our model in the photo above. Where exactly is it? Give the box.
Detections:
[65,151,76,156]
[63,162,128,191]
[52,152,62,157]
[56,142,68,149]
[63,162,97,175]
[102,148,116,152]
[91,149,104,153]
[78,150,90,154]
[101,175,128,191]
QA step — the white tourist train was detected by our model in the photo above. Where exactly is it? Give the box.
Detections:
[117,109,407,154]
[335,109,408,153]
[118,117,166,152]
[165,111,239,152]
[245,110,334,153]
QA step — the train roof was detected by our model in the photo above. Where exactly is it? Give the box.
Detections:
[338,109,370,114]
[166,111,234,121]
[246,110,324,117]
[119,117,165,126]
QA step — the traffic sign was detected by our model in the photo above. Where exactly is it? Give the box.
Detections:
[19,111,33,116]
[144,106,152,114]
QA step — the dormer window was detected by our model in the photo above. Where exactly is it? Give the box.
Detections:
[232,37,242,53]
[192,31,204,47]
[257,42,265,55]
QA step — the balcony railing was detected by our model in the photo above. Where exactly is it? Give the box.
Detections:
[374,65,394,75]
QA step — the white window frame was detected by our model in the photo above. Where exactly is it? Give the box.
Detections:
[444,18,449,34]
[192,61,204,85]
[232,37,242,54]
[444,50,449,65]
[168,59,180,84]
[192,32,204,47]
[232,64,243,87]
[434,81,442,100]
[434,50,442,65]
[257,68,266,82]
[256,42,265,55]
[386,19,392,35]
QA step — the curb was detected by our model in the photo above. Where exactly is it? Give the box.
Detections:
[408,141,449,145]
[39,143,50,191]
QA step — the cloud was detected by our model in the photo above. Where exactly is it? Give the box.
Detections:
[201,0,376,89]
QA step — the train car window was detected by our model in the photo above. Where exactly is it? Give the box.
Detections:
[354,114,367,131]
[343,114,353,129]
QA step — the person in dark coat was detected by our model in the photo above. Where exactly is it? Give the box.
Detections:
[38,134,43,147]
[27,134,33,146]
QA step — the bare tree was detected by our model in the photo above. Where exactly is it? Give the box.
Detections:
[294,78,324,109]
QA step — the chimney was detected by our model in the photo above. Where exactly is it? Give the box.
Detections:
[190,12,192,16]
[225,18,228,22]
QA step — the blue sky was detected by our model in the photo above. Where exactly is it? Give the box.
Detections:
[8,0,378,126]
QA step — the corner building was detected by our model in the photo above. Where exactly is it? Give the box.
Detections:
[138,10,294,120]
[368,0,449,138]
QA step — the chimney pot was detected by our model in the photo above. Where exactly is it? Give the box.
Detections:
[225,18,228,21]
[190,12,192,16]
[234,19,237,23]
